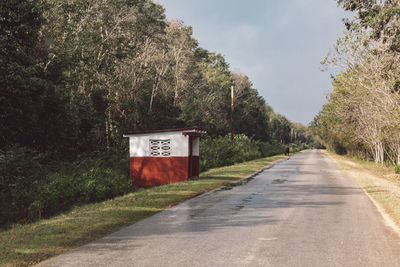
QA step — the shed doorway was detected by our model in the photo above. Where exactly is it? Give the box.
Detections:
[188,135,200,179]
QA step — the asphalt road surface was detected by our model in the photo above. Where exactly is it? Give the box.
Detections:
[39,150,400,267]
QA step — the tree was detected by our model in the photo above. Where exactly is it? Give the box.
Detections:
[1,0,304,156]
[41,0,168,148]
[338,0,400,52]
[0,0,68,151]
[231,72,270,141]
[180,51,233,136]
[270,113,291,144]
[316,23,400,163]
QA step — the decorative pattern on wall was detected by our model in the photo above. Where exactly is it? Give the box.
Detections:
[150,139,171,156]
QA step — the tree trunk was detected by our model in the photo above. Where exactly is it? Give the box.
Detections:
[173,67,179,106]
[395,143,400,165]
[105,115,110,149]
[108,108,114,145]
[149,73,159,113]
[374,140,384,165]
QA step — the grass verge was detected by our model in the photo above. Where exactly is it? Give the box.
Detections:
[0,154,286,266]
[324,150,400,229]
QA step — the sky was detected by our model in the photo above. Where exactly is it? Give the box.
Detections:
[156,0,350,125]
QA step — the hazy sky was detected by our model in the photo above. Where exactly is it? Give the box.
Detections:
[156,0,350,125]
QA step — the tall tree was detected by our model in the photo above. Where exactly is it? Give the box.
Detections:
[0,0,68,151]
[338,0,400,52]
[41,0,167,148]
[231,72,270,141]
[315,23,400,163]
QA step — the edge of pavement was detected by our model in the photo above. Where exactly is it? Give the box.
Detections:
[322,150,400,237]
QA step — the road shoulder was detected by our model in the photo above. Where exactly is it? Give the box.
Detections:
[323,150,400,235]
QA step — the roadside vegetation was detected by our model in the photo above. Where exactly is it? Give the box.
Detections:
[311,0,400,170]
[0,135,310,228]
[200,134,309,171]
[0,154,286,267]
[325,151,400,230]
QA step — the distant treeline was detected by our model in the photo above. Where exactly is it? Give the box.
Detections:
[311,0,400,166]
[1,0,312,155]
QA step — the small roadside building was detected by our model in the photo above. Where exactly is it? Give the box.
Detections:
[123,127,206,187]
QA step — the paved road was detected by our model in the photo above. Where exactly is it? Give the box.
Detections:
[40,150,400,267]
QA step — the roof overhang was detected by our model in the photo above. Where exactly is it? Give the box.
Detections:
[123,127,206,137]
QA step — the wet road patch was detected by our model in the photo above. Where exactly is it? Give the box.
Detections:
[272,179,288,184]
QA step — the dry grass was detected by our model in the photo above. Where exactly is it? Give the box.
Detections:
[0,154,286,267]
[324,151,400,228]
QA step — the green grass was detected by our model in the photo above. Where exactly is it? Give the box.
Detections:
[0,154,286,267]
[324,150,400,229]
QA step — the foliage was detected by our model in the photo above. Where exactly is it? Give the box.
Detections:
[199,134,307,171]
[1,0,311,155]
[200,134,261,171]
[0,146,131,227]
[395,165,400,174]
[0,0,70,152]
[313,1,400,168]
[338,0,400,52]
[0,146,46,225]
[1,134,312,227]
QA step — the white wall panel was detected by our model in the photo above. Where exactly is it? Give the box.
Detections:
[127,131,189,157]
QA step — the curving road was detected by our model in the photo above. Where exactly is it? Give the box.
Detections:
[39,150,400,267]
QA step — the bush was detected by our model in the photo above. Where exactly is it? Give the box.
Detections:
[1,137,309,227]
[0,146,132,227]
[200,134,287,172]
[0,146,46,225]
[395,165,400,174]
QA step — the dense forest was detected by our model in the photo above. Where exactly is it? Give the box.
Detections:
[311,0,400,166]
[0,0,312,154]
[1,0,314,226]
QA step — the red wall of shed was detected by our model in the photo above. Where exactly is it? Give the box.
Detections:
[130,157,188,187]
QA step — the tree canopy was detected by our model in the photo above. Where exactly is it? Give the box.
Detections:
[312,0,400,165]
[1,0,309,156]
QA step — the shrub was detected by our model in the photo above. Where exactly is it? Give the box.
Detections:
[1,137,309,227]
[395,165,400,174]
[0,146,132,227]
[200,134,285,172]
[0,145,46,225]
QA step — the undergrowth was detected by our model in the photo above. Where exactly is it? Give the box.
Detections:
[1,134,309,227]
